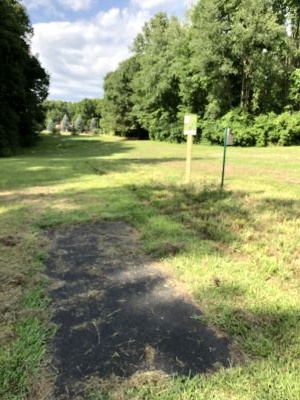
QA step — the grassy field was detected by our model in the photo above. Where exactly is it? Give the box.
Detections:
[0,134,299,399]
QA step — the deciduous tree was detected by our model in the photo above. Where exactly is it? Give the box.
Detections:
[0,0,49,155]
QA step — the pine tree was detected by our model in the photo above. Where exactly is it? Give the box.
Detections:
[61,114,70,132]
[89,117,98,132]
[46,118,55,133]
[75,115,84,133]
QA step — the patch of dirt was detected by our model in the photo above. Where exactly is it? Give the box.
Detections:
[0,234,20,247]
[45,221,238,399]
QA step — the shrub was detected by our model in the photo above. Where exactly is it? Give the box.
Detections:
[200,118,223,145]
[201,110,300,147]
[272,112,300,146]
[252,113,277,147]
[221,109,254,146]
[201,108,254,146]
[148,113,184,143]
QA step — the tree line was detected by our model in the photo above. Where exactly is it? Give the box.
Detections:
[44,98,102,134]
[101,0,300,146]
[0,0,49,156]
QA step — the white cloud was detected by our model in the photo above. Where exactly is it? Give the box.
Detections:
[58,0,94,12]
[130,0,173,10]
[22,0,94,13]
[22,0,49,9]
[22,0,64,18]
[31,8,150,101]
[184,0,197,8]
[25,0,194,101]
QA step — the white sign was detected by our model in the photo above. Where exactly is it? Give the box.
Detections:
[184,114,197,136]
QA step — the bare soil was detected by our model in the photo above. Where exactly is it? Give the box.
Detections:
[45,221,236,399]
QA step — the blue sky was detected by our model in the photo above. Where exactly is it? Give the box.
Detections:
[21,0,196,102]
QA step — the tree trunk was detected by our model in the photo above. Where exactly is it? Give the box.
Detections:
[240,69,246,108]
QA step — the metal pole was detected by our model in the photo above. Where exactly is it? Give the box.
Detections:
[221,128,228,190]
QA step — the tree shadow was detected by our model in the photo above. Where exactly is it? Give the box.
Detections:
[124,182,300,258]
[1,135,210,190]
[125,183,250,256]
[193,283,299,358]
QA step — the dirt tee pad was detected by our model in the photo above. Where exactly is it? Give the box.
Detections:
[45,221,232,398]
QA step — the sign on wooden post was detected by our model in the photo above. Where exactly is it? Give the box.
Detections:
[184,114,197,136]
[184,114,197,183]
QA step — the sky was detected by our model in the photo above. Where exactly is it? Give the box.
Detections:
[21,0,196,102]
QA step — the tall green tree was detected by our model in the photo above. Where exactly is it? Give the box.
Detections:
[100,0,299,145]
[131,13,184,141]
[89,117,98,132]
[190,0,289,116]
[75,114,84,133]
[46,118,55,133]
[44,99,102,131]
[277,0,300,67]
[44,100,69,125]
[61,114,70,132]
[0,0,49,155]
[289,68,300,109]
[101,56,147,138]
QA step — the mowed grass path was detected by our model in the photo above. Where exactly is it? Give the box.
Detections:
[0,134,299,399]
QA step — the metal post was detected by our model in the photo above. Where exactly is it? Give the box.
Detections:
[221,128,228,190]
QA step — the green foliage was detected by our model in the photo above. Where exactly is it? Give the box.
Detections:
[251,111,300,146]
[201,109,254,146]
[101,56,148,138]
[43,98,102,132]
[202,110,300,146]
[43,100,69,125]
[131,14,184,142]
[0,0,49,156]
[222,109,255,146]
[271,112,300,145]
[100,1,300,145]
[89,117,98,132]
[190,0,290,115]
[251,113,277,147]
[289,68,300,110]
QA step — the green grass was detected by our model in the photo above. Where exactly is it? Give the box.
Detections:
[0,134,299,399]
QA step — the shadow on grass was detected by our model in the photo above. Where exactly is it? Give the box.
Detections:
[0,135,207,190]
[125,182,300,256]
[127,183,250,251]
[0,136,135,188]
[194,283,299,358]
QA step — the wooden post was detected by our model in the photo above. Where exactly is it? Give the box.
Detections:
[185,134,193,184]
